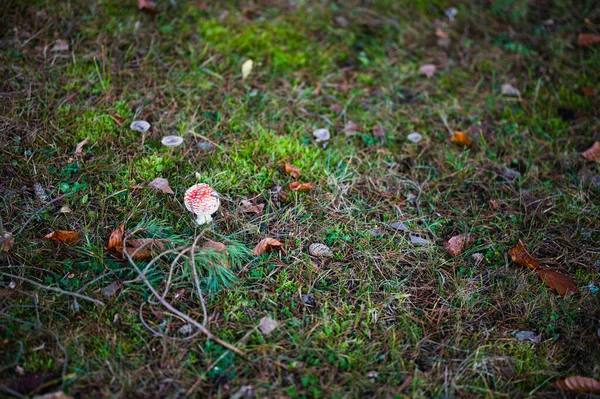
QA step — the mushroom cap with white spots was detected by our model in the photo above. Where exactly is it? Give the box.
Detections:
[184,184,220,216]
[161,135,184,147]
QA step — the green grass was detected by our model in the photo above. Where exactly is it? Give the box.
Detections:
[1,0,599,397]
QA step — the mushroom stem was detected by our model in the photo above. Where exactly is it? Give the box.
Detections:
[195,213,212,225]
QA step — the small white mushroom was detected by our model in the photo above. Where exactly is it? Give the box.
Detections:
[313,128,330,142]
[161,135,184,148]
[501,83,521,97]
[184,184,220,225]
[407,132,423,143]
[419,64,436,78]
[445,7,458,22]
[130,120,151,133]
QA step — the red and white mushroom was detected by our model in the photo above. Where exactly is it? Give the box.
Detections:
[184,184,220,225]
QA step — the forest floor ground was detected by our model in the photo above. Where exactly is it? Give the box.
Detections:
[1,0,599,397]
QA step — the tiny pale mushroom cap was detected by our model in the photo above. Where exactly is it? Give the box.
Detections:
[184,184,220,225]
[130,120,151,133]
[161,135,184,147]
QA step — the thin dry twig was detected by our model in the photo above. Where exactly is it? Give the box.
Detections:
[138,302,202,341]
[1,273,104,306]
[122,243,246,358]
[161,247,191,298]
[189,234,208,326]
[0,192,73,244]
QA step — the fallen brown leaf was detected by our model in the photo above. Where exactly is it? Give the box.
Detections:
[283,162,301,179]
[444,233,475,257]
[110,237,170,261]
[1,232,14,252]
[536,269,578,296]
[451,131,472,147]
[330,104,342,114]
[115,246,153,261]
[582,87,598,97]
[577,33,600,47]
[554,376,600,394]
[138,0,157,14]
[258,316,279,335]
[74,138,89,156]
[148,177,174,194]
[126,238,169,252]
[253,238,286,256]
[372,125,385,138]
[509,241,541,270]
[435,28,449,39]
[313,81,322,96]
[344,121,360,136]
[107,224,124,250]
[289,182,313,192]
[201,240,229,255]
[44,230,78,245]
[240,199,265,214]
[582,142,600,162]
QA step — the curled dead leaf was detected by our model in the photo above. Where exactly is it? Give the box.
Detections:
[258,316,279,335]
[451,131,472,147]
[241,199,265,214]
[148,177,174,194]
[289,182,313,192]
[44,230,78,245]
[582,87,598,97]
[107,224,124,250]
[435,28,449,39]
[330,103,342,114]
[283,162,301,179]
[444,233,475,257]
[577,33,600,47]
[115,246,153,261]
[344,121,360,136]
[74,138,89,156]
[372,125,385,138]
[138,0,157,15]
[253,238,286,256]
[111,238,169,261]
[126,238,169,252]
[1,232,14,252]
[582,142,600,162]
[554,376,600,394]
[509,241,540,270]
[201,240,229,255]
[536,269,578,296]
